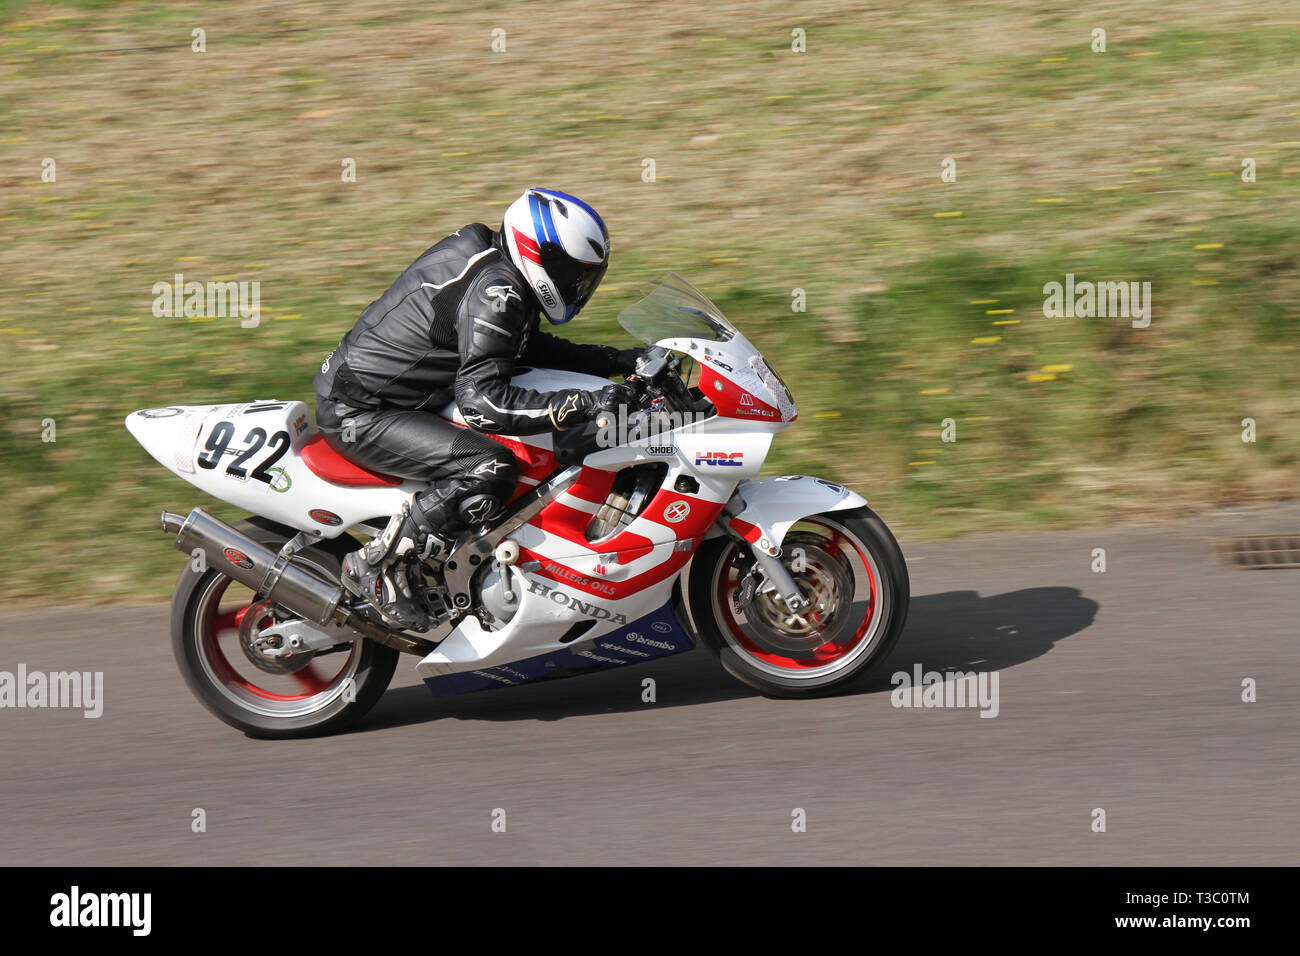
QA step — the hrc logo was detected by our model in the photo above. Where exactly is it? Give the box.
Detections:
[696,451,743,467]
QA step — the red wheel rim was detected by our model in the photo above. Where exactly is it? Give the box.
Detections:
[201,576,355,703]
[715,524,879,672]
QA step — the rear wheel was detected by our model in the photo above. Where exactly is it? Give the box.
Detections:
[687,506,909,697]
[171,517,399,738]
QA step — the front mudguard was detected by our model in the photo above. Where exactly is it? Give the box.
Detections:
[717,475,867,556]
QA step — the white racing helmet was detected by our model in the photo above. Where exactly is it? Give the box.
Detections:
[501,187,610,324]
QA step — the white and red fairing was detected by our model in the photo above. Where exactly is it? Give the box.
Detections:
[417,279,862,683]
[126,276,865,686]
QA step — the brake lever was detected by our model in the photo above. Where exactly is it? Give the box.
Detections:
[625,396,666,443]
[593,379,653,433]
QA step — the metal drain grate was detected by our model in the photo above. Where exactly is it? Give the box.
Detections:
[1220,534,1300,569]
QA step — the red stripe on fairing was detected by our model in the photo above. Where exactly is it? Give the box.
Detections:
[529,507,653,559]
[516,488,726,599]
[597,529,655,562]
[485,434,559,483]
[698,366,781,422]
[521,543,700,600]
[512,227,542,264]
[533,485,722,555]
[566,466,618,505]
[533,501,601,546]
[638,488,725,542]
[518,546,617,595]
[728,516,763,544]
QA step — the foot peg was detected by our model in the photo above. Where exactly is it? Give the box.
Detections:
[342,552,431,632]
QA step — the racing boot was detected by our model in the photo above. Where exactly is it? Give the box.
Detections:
[341,505,436,632]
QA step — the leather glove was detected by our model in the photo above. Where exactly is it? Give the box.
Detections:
[592,382,638,414]
[614,347,646,377]
[548,384,638,430]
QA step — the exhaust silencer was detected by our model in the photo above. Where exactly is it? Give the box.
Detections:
[160,508,438,656]
[162,508,345,627]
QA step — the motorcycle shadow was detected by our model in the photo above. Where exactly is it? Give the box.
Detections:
[356,585,1098,730]
[858,585,1099,693]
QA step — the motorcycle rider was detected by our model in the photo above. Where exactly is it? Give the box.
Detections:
[314,188,640,631]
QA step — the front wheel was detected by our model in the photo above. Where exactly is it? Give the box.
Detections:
[170,516,399,738]
[686,506,909,697]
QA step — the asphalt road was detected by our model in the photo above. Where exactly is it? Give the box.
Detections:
[2,504,1297,865]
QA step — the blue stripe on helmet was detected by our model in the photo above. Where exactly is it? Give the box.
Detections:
[527,192,549,246]
[538,198,559,246]
[533,188,609,243]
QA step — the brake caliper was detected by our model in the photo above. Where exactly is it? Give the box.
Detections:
[731,552,762,616]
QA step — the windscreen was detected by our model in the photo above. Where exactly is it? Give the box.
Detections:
[617,272,738,345]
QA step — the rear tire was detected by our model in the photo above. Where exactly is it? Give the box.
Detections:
[686,506,909,697]
[170,516,399,738]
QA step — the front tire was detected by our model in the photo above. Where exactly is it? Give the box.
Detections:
[687,506,909,697]
[171,516,399,738]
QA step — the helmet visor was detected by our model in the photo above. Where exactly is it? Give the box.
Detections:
[540,241,608,319]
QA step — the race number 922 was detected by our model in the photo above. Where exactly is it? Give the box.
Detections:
[196,421,291,483]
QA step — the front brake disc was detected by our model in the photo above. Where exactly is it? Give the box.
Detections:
[745,534,853,653]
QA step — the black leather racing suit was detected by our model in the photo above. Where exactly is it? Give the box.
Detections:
[314,223,631,535]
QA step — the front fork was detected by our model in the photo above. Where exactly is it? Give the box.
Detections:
[716,507,810,614]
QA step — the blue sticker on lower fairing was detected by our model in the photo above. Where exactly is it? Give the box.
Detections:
[423,602,693,697]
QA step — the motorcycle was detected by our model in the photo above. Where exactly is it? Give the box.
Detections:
[127,273,909,737]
